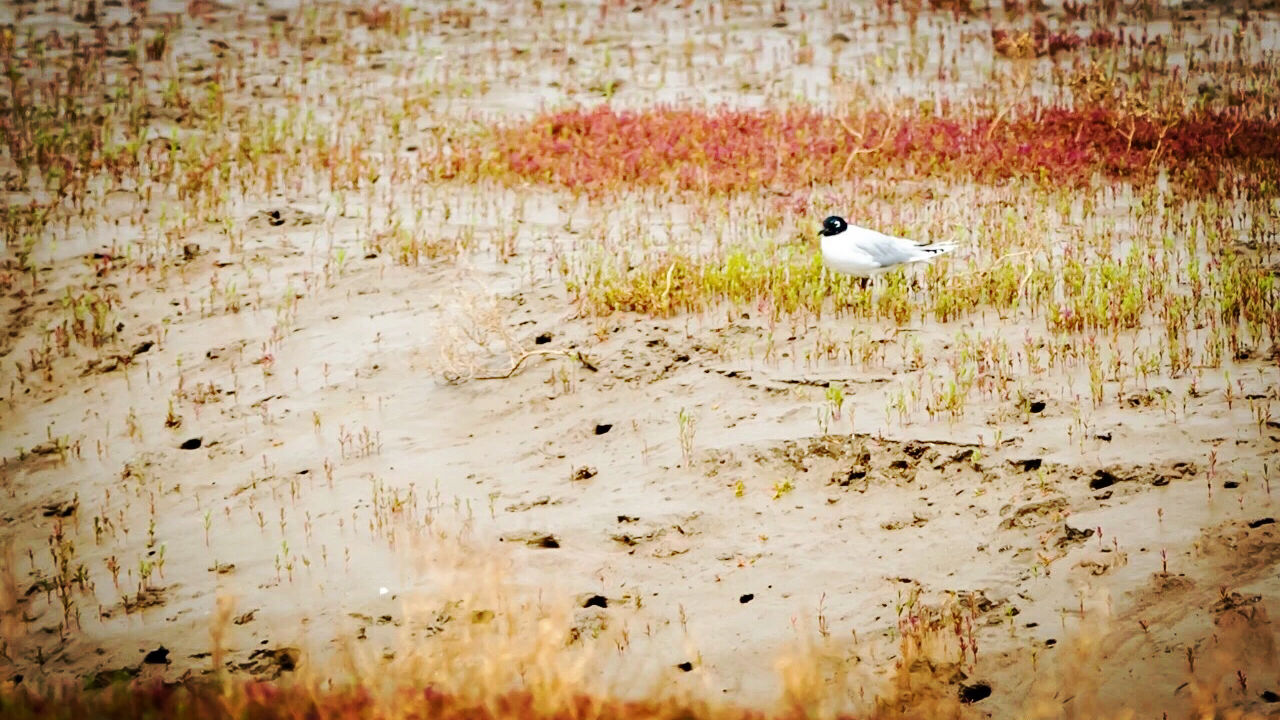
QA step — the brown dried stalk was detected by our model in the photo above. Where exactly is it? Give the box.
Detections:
[473,349,598,381]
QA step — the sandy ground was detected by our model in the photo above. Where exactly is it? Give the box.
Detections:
[2,0,1279,717]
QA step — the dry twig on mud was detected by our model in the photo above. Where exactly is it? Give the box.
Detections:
[472,349,598,381]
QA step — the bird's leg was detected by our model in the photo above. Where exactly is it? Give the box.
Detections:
[857,276,871,291]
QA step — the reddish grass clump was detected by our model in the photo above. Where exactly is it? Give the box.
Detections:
[0,682,768,720]
[459,104,1280,196]
[990,20,1132,58]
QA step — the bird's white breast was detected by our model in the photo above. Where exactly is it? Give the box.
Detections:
[820,237,884,276]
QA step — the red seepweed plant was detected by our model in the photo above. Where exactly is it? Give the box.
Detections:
[454,102,1280,197]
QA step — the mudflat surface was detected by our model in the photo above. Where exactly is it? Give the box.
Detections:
[1,1,1278,717]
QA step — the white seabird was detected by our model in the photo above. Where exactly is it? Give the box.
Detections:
[818,215,956,277]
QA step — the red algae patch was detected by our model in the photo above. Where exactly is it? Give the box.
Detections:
[458,105,1280,195]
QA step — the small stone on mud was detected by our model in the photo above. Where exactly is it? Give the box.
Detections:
[583,594,608,608]
[180,437,202,450]
[143,646,170,664]
[1248,517,1275,528]
[535,331,552,344]
[594,423,612,435]
[676,661,694,672]
[571,466,598,482]
[958,681,991,703]
[739,593,754,604]
[182,243,200,261]
[1029,400,1046,413]
[1089,469,1121,489]
[1260,690,1279,702]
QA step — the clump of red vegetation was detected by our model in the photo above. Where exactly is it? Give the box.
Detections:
[456,104,1280,196]
[992,22,1152,58]
[0,682,780,720]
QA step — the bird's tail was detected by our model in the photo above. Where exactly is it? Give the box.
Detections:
[921,241,957,257]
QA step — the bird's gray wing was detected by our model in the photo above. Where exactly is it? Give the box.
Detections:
[858,232,922,267]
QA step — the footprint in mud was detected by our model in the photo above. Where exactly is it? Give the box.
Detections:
[999,497,1069,530]
[1055,523,1095,548]
[121,587,168,613]
[85,666,140,689]
[1083,462,1197,491]
[40,499,77,518]
[248,207,321,228]
[504,495,557,512]
[501,531,560,548]
[959,681,992,703]
[1075,549,1127,577]
[568,611,607,644]
[609,514,700,557]
[238,647,299,679]
[881,513,930,531]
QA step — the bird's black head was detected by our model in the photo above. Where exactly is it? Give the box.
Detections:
[819,216,848,237]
